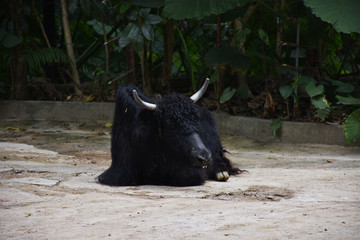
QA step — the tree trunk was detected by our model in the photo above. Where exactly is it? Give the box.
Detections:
[126,44,138,85]
[60,0,82,96]
[275,0,285,58]
[216,14,223,100]
[232,2,259,94]
[141,39,152,95]
[159,18,174,93]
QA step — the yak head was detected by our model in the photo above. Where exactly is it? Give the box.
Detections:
[133,79,212,169]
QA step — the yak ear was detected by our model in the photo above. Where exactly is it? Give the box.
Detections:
[133,90,157,110]
[190,78,209,102]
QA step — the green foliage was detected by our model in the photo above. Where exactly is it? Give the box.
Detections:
[310,95,330,110]
[270,119,282,137]
[305,82,324,98]
[303,0,360,34]
[336,96,360,105]
[258,29,269,45]
[164,0,248,20]
[119,8,162,51]
[315,108,331,122]
[220,87,237,104]
[176,27,196,90]
[279,75,331,120]
[344,108,360,143]
[24,48,70,75]
[279,85,293,99]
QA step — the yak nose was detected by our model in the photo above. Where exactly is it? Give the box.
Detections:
[193,148,212,168]
[187,133,212,168]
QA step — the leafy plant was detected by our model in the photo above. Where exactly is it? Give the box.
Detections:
[344,108,360,143]
[279,75,331,120]
[119,8,162,51]
[24,48,70,75]
[303,0,360,34]
[270,119,282,137]
[164,0,243,20]
[220,87,237,104]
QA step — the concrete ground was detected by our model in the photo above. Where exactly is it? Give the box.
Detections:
[0,121,359,240]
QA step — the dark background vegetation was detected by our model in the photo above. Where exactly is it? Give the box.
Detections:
[0,0,359,142]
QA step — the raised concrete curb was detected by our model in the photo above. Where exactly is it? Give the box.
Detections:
[0,101,355,146]
[0,101,114,122]
[214,113,349,145]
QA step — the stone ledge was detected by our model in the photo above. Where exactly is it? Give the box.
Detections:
[0,100,355,146]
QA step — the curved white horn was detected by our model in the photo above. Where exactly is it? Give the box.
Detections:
[190,78,209,102]
[132,90,157,110]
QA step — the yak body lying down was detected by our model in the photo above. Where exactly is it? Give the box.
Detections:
[98,79,242,186]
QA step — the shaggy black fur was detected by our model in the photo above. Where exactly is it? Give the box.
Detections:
[98,85,241,186]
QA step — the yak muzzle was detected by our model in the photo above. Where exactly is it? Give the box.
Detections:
[192,148,212,169]
[188,133,212,168]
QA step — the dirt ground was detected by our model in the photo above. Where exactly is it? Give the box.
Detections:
[0,120,359,240]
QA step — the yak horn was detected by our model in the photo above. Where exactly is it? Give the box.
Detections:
[190,78,209,102]
[132,90,157,110]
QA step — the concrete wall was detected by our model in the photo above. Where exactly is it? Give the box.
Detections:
[0,101,114,122]
[0,101,355,146]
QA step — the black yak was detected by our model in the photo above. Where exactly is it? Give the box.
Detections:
[98,78,242,186]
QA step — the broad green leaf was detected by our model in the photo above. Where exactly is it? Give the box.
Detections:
[145,14,163,25]
[164,0,248,20]
[331,80,354,93]
[279,85,293,99]
[270,119,282,137]
[220,87,236,104]
[304,0,360,34]
[127,24,142,42]
[205,47,250,70]
[344,108,360,143]
[87,20,112,36]
[305,82,324,98]
[311,95,330,109]
[336,95,360,105]
[128,10,138,21]
[139,8,151,18]
[258,29,269,45]
[119,36,130,48]
[141,23,153,40]
[297,75,315,88]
